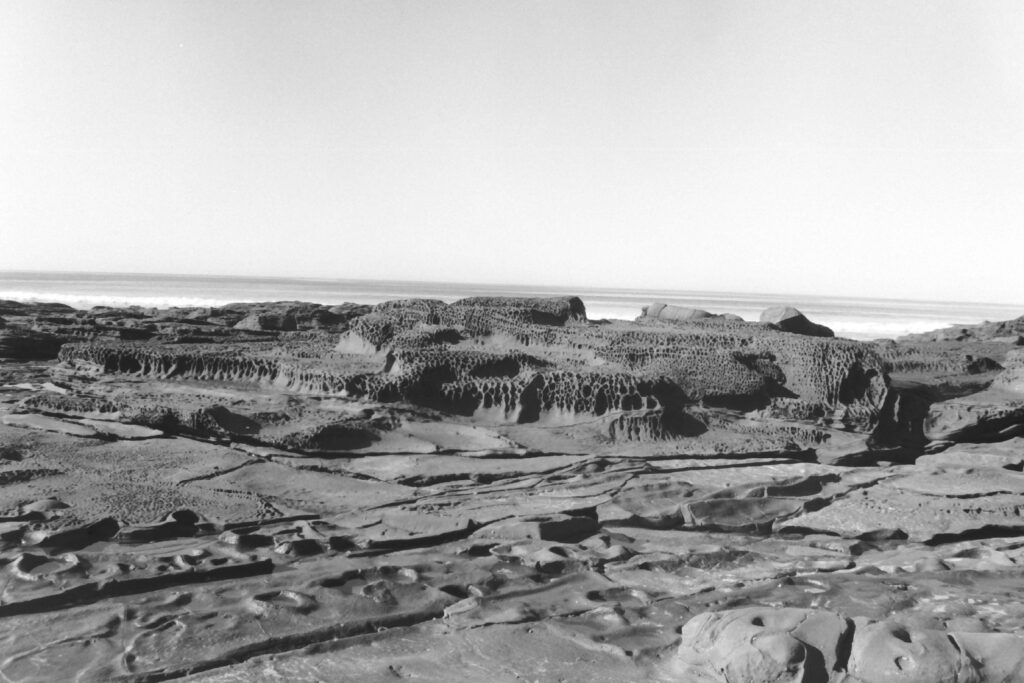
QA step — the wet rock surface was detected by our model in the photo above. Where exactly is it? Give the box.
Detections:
[0,297,1022,680]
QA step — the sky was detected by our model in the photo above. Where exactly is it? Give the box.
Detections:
[1,1,1022,304]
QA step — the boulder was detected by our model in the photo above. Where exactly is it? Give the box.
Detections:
[848,620,983,682]
[759,306,834,337]
[675,607,852,682]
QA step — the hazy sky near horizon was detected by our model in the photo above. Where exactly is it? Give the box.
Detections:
[2,1,1022,303]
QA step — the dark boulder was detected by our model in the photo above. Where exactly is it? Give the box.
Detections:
[760,306,834,337]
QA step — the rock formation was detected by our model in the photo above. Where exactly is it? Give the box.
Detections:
[760,305,835,337]
[0,297,1022,681]
[0,328,62,359]
[676,606,1024,682]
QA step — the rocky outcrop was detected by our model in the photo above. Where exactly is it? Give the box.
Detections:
[926,395,1024,443]
[57,295,893,439]
[779,463,1024,542]
[641,303,714,321]
[234,312,297,332]
[605,468,863,533]
[15,296,1024,682]
[0,301,369,351]
[449,296,587,325]
[992,348,1024,393]
[640,302,745,323]
[55,342,693,441]
[874,339,1005,378]
[338,297,587,353]
[675,606,1024,682]
[760,306,834,337]
[919,350,1024,444]
[675,607,852,682]
[387,347,549,380]
[0,300,76,317]
[210,302,370,332]
[597,321,888,430]
[0,328,62,359]
[899,314,1024,344]
[19,392,119,416]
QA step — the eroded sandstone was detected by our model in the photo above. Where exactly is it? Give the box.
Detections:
[0,297,1021,681]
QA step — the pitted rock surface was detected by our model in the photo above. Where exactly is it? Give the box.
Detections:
[675,607,1024,682]
[54,296,893,440]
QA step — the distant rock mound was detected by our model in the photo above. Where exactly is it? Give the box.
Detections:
[450,296,588,325]
[222,302,368,332]
[760,306,834,337]
[899,314,1024,344]
[640,303,742,323]
[0,300,76,317]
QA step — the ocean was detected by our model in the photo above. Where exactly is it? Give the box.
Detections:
[1,271,1021,342]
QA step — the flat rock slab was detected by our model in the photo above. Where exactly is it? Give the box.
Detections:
[890,466,1024,496]
[603,464,887,531]
[75,418,163,440]
[917,438,1024,470]
[0,555,457,681]
[342,453,586,485]
[190,461,415,516]
[780,467,1024,542]
[401,422,520,451]
[344,510,479,548]
[183,621,642,683]
[0,436,261,525]
[344,430,438,454]
[2,413,99,438]
[472,513,599,543]
[927,389,1024,441]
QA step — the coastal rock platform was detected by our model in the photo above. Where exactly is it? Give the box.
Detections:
[0,297,1022,681]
